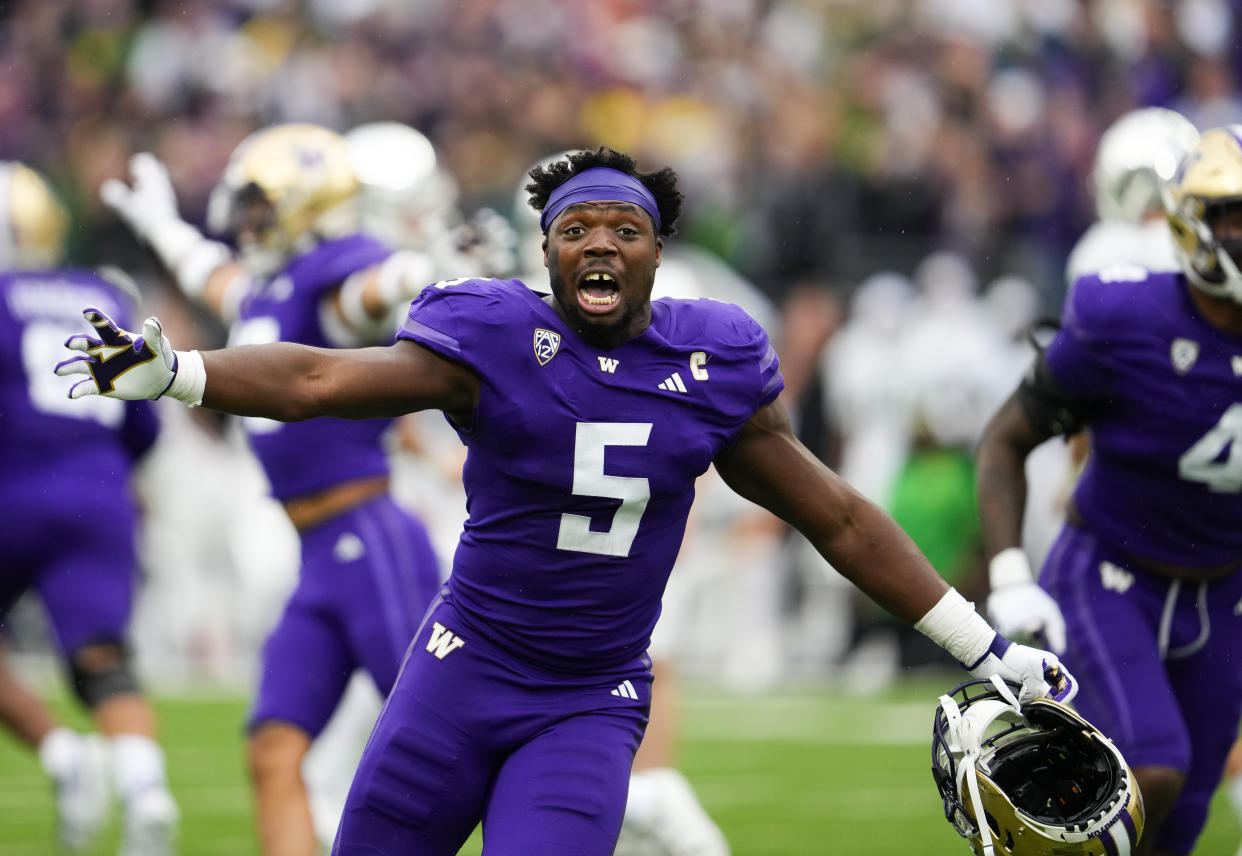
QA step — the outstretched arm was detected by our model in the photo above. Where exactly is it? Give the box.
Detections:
[714,397,1074,702]
[101,154,248,322]
[714,398,946,623]
[199,339,477,421]
[56,309,478,422]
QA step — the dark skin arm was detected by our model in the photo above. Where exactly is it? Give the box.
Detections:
[199,339,480,424]
[975,391,1056,559]
[714,396,948,624]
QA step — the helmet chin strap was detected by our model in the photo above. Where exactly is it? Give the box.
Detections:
[939,678,1023,856]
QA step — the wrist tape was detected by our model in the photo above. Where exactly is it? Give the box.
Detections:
[165,349,205,407]
[914,588,996,667]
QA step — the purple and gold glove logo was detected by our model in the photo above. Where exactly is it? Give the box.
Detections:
[55,308,176,401]
[63,309,160,394]
[1044,662,1074,702]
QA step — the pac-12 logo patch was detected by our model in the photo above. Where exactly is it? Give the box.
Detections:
[1171,338,1199,375]
[534,328,561,365]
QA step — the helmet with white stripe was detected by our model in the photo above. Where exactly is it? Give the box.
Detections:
[931,678,1143,856]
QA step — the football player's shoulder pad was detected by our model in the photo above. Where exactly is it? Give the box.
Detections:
[1063,265,1175,343]
[658,296,770,352]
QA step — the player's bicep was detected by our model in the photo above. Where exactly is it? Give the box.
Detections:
[714,398,855,536]
[330,339,479,420]
[203,338,478,422]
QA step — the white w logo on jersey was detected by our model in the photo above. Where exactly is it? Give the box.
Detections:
[1099,561,1134,594]
[598,356,619,373]
[425,622,466,659]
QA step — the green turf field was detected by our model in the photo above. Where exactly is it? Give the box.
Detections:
[1,677,1237,854]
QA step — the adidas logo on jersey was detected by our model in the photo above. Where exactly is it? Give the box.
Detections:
[611,679,639,700]
[658,372,687,393]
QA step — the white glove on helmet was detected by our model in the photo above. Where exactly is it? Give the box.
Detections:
[968,635,1077,706]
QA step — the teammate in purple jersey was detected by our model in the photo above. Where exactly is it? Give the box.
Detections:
[976,125,1242,856]
[100,123,445,856]
[62,146,1074,855]
[0,161,179,854]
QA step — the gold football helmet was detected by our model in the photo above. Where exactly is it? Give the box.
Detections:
[932,678,1143,856]
[207,123,360,275]
[0,162,69,269]
[1092,108,1199,223]
[1165,126,1242,303]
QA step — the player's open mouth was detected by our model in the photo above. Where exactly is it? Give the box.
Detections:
[578,271,620,313]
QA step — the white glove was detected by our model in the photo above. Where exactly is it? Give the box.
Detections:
[968,635,1076,705]
[100,153,230,298]
[100,152,181,236]
[55,308,204,405]
[986,548,1067,655]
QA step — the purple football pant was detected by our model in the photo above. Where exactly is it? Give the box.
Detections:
[249,495,441,738]
[1043,523,1242,855]
[0,474,136,655]
[333,594,651,855]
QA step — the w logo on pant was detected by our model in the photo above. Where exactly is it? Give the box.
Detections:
[1099,561,1134,594]
[425,622,466,659]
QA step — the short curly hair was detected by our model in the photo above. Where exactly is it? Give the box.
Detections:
[524,147,683,237]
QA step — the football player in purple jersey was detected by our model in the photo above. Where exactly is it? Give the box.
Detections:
[98,124,449,856]
[0,162,178,854]
[976,125,1242,856]
[62,146,1073,856]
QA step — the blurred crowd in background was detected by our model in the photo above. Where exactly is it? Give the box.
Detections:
[9,0,1242,306]
[5,0,1242,690]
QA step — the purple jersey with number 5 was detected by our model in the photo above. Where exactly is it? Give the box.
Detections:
[232,235,393,501]
[398,279,784,670]
[1045,268,1242,566]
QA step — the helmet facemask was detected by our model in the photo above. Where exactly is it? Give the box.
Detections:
[1165,126,1242,304]
[1166,192,1242,303]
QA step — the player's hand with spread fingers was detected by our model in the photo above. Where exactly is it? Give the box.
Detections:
[99,153,181,239]
[99,153,230,299]
[986,547,1068,655]
[54,308,205,405]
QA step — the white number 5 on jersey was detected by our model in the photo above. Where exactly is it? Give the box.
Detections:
[558,422,652,557]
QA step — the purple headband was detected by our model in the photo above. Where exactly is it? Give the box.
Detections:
[539,167,661,233]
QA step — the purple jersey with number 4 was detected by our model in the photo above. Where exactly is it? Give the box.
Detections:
[232,235,393,501]
[1046,268,1242,567]
[398,279,784,670]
